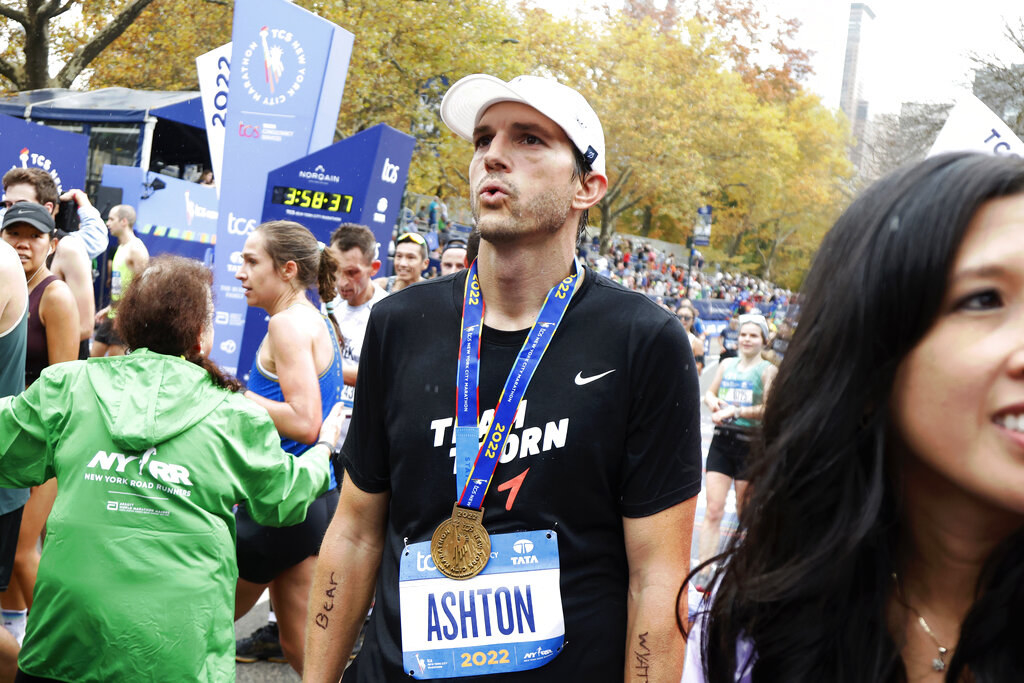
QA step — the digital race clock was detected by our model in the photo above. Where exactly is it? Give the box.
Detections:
[271,185,354,213]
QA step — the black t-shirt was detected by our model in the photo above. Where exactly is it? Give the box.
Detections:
[343,269,702,681]
[721,325,739,351]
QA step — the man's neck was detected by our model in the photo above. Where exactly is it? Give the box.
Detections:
[348,284,377,308]
[476,238,578,331]
[116,231,134,247]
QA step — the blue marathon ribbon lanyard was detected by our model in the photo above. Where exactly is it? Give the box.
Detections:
[454,259,579,509]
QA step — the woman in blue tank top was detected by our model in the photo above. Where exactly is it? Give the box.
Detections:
[232,220,344,672]
[696,314,777,590]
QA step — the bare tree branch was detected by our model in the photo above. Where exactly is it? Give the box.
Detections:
[36,0,65,19]
[0,57,22,86]
[609,195,646,221]
[50,1,77,18]
[54,0,157,87]
[0,4,28,23]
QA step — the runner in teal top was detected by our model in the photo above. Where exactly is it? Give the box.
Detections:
[696,314,777,589]
[715,355,773,429]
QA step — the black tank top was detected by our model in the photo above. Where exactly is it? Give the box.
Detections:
[26,274,59,387]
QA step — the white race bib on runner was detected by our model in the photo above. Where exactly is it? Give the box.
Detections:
[720,377,754,407]
[399,529,564,678]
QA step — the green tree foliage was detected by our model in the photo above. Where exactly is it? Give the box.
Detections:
[87,0,232,90]
[6,0,853,283]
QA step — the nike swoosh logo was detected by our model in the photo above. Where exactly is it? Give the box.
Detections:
[575,369,616,386]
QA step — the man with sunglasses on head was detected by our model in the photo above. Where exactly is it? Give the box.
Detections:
[374,231,429,293]
[306,74,701,683]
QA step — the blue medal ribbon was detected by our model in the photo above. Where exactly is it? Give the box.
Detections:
[455,259,578,509]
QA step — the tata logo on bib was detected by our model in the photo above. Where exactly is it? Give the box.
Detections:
[513,539,533,554]
[239,26,308,106]
[512,538,538,565]
[11,147,66,193]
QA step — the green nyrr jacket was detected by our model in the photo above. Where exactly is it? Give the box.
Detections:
[0,349,330,682]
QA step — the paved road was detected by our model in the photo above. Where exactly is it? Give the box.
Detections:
[234,360,728,680]
[234,599,300,682]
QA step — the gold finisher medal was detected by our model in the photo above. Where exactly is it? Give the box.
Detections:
[430,503,491,580]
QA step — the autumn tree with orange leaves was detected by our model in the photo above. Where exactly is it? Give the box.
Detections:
[1,0,853,286]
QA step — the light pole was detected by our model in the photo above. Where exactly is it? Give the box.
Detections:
[687,205,712,295]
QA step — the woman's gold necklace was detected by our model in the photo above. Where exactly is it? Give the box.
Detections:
[892,572,950,672]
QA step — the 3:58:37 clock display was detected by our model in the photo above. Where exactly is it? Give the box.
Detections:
[271,185,354,213]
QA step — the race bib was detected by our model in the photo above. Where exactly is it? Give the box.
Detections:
[341,383,355,407]
[399,530,564,678]
[720,377,753,406]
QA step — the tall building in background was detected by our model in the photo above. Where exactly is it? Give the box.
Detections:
[840,3,876,171]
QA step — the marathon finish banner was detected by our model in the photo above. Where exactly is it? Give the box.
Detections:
[260,124,414,247]
[0,113,88,193]
[209,0,354,375]
[232,124,415,382]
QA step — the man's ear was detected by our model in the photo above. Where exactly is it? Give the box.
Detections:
[571,172,608,212]
[370,260,381,277]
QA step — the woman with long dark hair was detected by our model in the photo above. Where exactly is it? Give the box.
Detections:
[683,152,1024,682]
[0,255,343,682]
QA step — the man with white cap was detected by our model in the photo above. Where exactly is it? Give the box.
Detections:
[305,74,701,682]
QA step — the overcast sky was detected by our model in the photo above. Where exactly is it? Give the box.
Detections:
[529,0,1024,116]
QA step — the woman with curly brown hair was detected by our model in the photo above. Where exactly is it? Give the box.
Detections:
[0,254,344,682]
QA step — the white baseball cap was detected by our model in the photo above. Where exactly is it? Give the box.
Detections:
[440,74,606,176]
[738,313,771,342]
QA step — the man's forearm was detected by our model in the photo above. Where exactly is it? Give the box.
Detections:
[304,526,383,681]
[624,582,687,682]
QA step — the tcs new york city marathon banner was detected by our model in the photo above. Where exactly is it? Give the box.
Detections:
[210,0,354,374]
[0,114,88,193]
[929,95,1024,158]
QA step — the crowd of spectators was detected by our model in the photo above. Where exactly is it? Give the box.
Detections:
[581,235,792,317]
[384,224,794,327]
